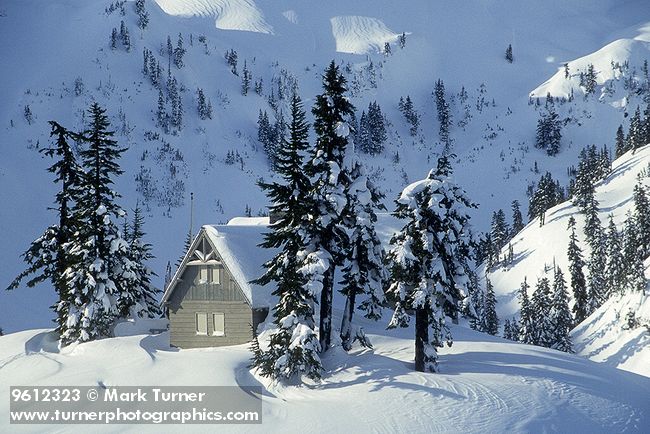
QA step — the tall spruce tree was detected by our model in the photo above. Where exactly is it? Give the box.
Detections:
[633,182,650,256]
[604,216,625,297]
[482,277,499,335]
[387,156,476,372]
[301,61,354,353]
[490,209,510,254]
[252,94,322,381]
[550,267,573,352]
[531,277,553,347]
[615,124,628,158]
[583,194,607,311]
[60,103,131,344]
[511,200,524,236]
[622,214,648,293]
[567,217,589,324]
[518,277,534,344]
[434,79,451,148]
[8,122,85,336]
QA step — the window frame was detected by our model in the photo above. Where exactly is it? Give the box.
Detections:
[195,312,208,335]
[212,312,225,337]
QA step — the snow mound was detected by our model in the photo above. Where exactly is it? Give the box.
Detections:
[531,38,650,99]
[282,10,298,25]
[572,291,650,377]
[330,16,400,54]
[154,0,274,34]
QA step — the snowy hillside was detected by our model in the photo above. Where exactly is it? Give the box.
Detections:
[484,144,650,375]
[1,316,650,433]
[1,0,650,334]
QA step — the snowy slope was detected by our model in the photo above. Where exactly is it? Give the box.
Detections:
[484,144,650,376]
[1,315,650,433]
[1,0,650,337]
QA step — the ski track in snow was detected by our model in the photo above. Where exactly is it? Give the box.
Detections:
[154,0,274,34]
[330,16,400,54]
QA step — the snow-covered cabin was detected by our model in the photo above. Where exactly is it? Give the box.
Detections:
[161,218,276,349]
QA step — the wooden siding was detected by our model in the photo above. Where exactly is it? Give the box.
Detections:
[168,262,253,348]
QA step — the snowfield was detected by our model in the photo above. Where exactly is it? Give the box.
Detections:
[1,316,650,433]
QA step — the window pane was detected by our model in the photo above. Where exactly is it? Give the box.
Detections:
[212,268,221,284]
[196,313,208,335]
[213,313,225,336]
[199,267,208,283]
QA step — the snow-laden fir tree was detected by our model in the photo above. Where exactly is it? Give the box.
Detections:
[583,64,598,96]
[567,216,589,324]
[252,94,322,381]
[173,33,185,68]
[116,204,161,318]
[300,61,355,353]
[633,182,650,257]
[531,277,553,347]
[241,60,251,95]
[339,147,386,350]
[490,209,510,254]
[518,277,534,344]
[468,284,484,332]
[615,124,628,158]
[60,103,131,344]
[386,155,476,372]
[505,44,513,63]
[583,193,607,311]
[529,172,563,225]
[622,214,647,293]
[482,276,499,335]
[550,267,573,352]
[8,122,85,336]
[604,216,625,298]
[135,0,148,30]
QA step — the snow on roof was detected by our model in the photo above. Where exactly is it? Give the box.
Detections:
[164,213,406,309]
[203,223,277,309]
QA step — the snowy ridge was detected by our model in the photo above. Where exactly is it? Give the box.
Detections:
[153,0,273,34]
[330,16,400,55]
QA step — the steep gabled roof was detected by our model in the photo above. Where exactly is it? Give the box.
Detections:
[161,220,278,309]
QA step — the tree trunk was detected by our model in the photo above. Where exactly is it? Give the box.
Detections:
[319,267,334,352]
[414,307,429,372]
[340,289,357,351]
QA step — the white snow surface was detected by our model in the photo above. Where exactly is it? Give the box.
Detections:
[1,317,649,433]
[485,144,650,377]
[330,16,400,55]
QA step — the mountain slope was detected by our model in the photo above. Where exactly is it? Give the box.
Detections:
[1,0,649,336]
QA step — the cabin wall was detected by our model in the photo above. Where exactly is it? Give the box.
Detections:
[167,264,253,348]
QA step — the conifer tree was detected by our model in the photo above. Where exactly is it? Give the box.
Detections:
[628,107,642,153]
[622,214,648,293]
[241,60,251,95]
[535,107,562,156]
[633,182,650,256]
[387,156,476,372]
[60,103,131,344]
[490,209,510,253]
[434,79,451,148]
[583,194,606,311]
[511,200,524,236]
[301,61,355,353]
[8,122,85,336]
[252,94,322,381]
[117,204,161,318]
[135,0,149,30]
[550,267,573,352]
[566,217,588,324]
[518,277,534,344]
[604,216,625,297]
[615,124,628,158]
[505,44,513,63]
[468,285,484,331]
[482,277,499,335]
[531,277,553,347]
[339,150,386,350]
[173,33,185,68]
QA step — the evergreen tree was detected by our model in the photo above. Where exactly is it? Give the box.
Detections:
[339,149,386,350]
[604,216,625,297]
[399,95,419,136]
[505,44,513,63]
[633,182,650,256]
[110,28,118,50]
[482,277,499,335]
[567,216,589,324]
[8,122,85,337]
[135,0,149,30]
[196,88,211,120]
[622,215,648,293]
[468,285,484,331]
[301,61,355,353]
[615,124,628,158]
[387,156,476,372]
[531,277,553,347]
[583,64,598,96]
[518,278,534,344]
[529,172,563,225]
[628,107,642,153]
[583,194,607,311]
[252,94,322,381]
[118,204,162,318]
[511,200,524,236]
[156,89,167,130]
[550,267,573,352]
[60,103,131,344]
[535,107,562,156]
[490,209,510,253]
[241,60,251,95]
[173,33,185,68]
[434,79,451,148]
